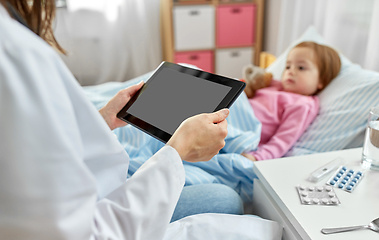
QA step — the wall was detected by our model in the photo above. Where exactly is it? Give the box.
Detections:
[262,0,281,56]
[54,0,162,86]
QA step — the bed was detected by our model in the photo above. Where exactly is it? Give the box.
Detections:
[83,26,379,202]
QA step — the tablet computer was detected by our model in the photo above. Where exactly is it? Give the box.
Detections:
[117,61,246,143]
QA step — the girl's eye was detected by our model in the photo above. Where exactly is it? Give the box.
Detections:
[286,66,290,69]
[299,66,305,70]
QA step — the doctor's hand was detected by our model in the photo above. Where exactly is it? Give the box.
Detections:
[167,109,229,162]
[99,81,144,131]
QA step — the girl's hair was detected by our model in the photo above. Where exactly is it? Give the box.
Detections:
[294,41,341,92]
[2,0,66,54]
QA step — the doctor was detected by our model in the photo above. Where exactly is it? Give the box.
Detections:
[0,0,282,239]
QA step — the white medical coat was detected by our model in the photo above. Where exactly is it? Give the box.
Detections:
[0,4,282,240]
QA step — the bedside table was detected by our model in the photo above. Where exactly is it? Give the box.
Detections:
[251,148,379,240]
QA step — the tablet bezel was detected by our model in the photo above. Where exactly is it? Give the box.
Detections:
[116,61,246,143]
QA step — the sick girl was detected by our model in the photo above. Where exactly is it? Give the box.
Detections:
[242,42,341,161]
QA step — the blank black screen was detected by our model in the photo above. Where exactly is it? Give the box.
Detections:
[127,68,232,135]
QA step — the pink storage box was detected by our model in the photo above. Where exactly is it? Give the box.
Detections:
[216,4,256,47]
[174,50,214,73]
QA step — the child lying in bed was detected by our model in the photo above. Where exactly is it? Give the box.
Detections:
[241,41,341,161]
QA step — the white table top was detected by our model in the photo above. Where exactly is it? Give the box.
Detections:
[253,148,379,240]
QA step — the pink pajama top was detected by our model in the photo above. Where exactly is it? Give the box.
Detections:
[248,80,319,161]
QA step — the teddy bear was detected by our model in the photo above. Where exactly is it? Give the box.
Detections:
[241,64,273,98]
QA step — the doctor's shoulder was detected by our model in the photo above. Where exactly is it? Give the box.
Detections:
[0,12,58,62]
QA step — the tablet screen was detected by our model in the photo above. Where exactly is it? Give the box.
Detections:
[117,62,245,143]
[127,68,232,135]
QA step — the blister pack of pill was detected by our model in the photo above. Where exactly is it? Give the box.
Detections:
[296,185,340,205]
[326,166,364,193]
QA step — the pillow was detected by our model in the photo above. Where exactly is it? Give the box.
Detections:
[266,26,379,156]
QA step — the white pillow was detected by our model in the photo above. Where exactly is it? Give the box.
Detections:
[266,26,379,156]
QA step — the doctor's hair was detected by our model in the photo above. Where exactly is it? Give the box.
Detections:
[2,0,66,54]
[293,41,341,93]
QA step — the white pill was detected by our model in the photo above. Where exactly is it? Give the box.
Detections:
[322,198,329,204]
[313,198,320,204]
[303,197,311,204]
[325,186,333,192]
[328,192,335,197]
[301,191,308,197]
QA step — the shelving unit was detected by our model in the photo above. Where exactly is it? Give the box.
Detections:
[160,0,265,79]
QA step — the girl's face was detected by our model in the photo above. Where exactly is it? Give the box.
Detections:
[282,47,323,96]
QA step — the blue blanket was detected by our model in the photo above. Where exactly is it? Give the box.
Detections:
[83,71,262,202]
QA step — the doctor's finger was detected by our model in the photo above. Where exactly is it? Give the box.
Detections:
[215,118,228,129]
[120,81,144,98]
[213,119,228,137]
[208,109,229,124]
